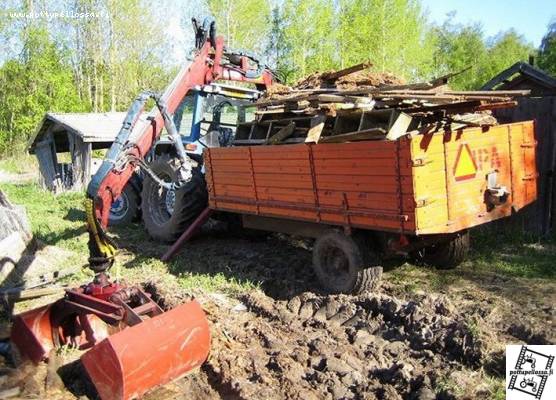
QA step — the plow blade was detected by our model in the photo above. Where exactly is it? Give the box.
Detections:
[81,300,210,400]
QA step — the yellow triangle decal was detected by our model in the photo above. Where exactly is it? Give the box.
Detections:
[454,144,477,181]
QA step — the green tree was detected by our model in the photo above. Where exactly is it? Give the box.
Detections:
[432,18,533,90]
[484,30,534,80]
[68,0,173,112]
[277,0,337,83]
[338,0,434,80]
[270,0,434,84]
[431,19,487,90]
[266,6,294,81]
[0,27,85,154]
[206,0,272,55]
[538,20,556,76]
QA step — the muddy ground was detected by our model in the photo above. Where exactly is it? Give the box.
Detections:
[0,227,553,400]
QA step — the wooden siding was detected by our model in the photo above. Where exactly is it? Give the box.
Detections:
[494,96,555,235]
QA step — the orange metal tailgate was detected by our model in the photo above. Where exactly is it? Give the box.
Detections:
[412,121,537,234]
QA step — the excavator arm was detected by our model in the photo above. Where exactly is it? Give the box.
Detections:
[12,20,274,400]
[86,29,274,272]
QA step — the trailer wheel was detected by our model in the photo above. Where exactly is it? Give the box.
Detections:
[142,156,208,243]
[312,230,382,294]
[417,231,470,269]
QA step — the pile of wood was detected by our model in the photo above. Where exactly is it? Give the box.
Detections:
[233,63,529,145]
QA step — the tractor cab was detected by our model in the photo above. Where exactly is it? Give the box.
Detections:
[109,84,261,227]
[152,83,261,160]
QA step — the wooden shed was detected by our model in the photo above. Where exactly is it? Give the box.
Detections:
[28,112,126,193]
[482,62,556,234]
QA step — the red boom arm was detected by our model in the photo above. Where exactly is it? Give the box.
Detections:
[93,36,273,227]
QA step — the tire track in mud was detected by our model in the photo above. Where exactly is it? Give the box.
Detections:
[201,290,483,400]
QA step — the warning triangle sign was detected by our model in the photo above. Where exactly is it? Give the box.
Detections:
[454,144,477,181]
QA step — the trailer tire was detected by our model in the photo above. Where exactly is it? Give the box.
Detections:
[312,230,382,294]
[142,156,208,243]
[418,231,470,269]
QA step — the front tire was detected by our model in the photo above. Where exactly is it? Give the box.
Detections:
[141,156,208,243]
[108,184,139,226]
[312,230,382,294]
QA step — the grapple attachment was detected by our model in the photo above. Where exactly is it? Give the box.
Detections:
[10,275,210,400]
[82,301,210,400]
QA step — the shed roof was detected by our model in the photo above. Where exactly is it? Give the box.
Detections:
[481,62,556,93]
[29,112,127,153]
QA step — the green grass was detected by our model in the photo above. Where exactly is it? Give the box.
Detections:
[2,181,258,296]
[3,179,554,298]
[0,154,37,174]
[470,230,556,279]
[1,183,88,253]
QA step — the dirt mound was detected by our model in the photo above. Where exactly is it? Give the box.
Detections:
[264,83,293,97]
[295,69,405,90]
[264,67,405,99]
[2,230,550,399]
[336,70,405,89]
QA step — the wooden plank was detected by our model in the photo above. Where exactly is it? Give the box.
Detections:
[305,120,325,143]
[386,112,412,141]
[0,287,64,302]
[319,128,386,143]
[266,123,296,144]
[320,60,373,81]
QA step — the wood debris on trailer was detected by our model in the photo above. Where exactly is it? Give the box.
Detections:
[233,63,529,146]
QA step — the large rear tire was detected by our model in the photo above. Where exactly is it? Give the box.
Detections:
[312,230,382,294]
[141,156,208,243]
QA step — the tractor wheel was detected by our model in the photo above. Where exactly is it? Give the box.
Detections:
[312,230,382,294]
[142,156,208,243]
[108,184,139,227]
[417,231,470,270]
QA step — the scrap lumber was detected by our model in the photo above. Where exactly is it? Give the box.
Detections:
[428,66,472,87]
[0,287,63,302]
[475,101,518,111]
[386,112,413,141]
[239,66,526,146]
[266,123,296,145]
[305,116,327,143]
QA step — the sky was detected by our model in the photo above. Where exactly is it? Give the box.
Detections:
[422,0,555,47]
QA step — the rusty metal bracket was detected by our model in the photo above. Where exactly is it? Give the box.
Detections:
[307,144,322,222]
[247,147,260,215]
[162,207,213,261]
[411,157,431,167]
[341,192,351,228]
[415,197,432,208]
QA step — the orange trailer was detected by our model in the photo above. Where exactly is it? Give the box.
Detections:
[204,121,537,293]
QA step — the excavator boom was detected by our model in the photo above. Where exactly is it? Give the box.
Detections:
[91,35,272,229]
[11,19,274,400]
